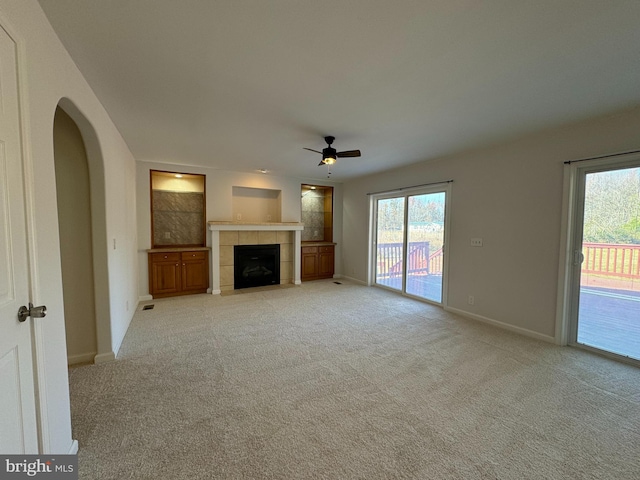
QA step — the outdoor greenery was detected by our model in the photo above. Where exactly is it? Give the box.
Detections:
[376,194,445,252]
[584,167,640,244]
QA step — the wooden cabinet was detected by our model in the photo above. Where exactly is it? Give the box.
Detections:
[149,249,209,298]
[301,244,334,281]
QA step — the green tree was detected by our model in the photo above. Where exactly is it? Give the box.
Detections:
[583,167,640,244]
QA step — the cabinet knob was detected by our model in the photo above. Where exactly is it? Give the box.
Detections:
[175,263,179,266]
[164,255,168,259]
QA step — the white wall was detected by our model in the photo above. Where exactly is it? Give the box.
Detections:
[0,0,138,453]
[136,161,343,297]
[343,106,640,339]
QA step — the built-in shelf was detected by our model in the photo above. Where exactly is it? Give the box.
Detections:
[301,184,333,242]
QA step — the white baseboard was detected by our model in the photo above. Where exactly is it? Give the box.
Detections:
[211,289,221,295]
[67,352,96,366]
[294,280,301,285]
[337,275,368,286]
[68,439,79,455]
[138,294,153,302]
[444,306,556,343]
[94,351,116,364]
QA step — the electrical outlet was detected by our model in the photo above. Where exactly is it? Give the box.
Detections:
[164,232,171,239]
[236,213,242,221]
[126,300,129,311]
[470,238,483,247]
[468,295,475,305]
[266,214,271,221]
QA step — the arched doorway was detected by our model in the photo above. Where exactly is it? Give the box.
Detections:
[53,107,97,364]
[53,100,113,364]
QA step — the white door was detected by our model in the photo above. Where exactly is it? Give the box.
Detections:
[0,23,39,453]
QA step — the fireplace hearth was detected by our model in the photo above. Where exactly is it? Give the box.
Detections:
[234,244,280,289]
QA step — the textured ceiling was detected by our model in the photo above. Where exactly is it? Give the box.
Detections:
[38,0,640,181]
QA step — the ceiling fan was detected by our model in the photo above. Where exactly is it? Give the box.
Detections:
[304,136,361,167]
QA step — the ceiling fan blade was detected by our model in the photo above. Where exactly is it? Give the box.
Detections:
[318,160,326,166]
[303,147,322,154]
[336,150,361,158]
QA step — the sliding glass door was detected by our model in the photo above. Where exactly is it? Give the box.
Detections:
[563,154,640,364]
[573,164,640,360]
[373,186,449,304]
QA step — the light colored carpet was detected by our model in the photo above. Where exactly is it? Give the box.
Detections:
[69,280,640,479]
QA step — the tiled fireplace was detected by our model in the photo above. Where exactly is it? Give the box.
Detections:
[208,222,304,294]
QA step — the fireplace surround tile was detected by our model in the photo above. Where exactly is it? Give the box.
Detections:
[220,265,235,289]
[277,231,292,244]
[209,222,304,294]
[258,230,277,244]
[220,231,239,246]
[239,231,258,245]
[219,245,234,266]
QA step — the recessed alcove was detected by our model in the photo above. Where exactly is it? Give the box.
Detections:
[151,170,205,247]
[232,186,282,223]
[301,184,333,242]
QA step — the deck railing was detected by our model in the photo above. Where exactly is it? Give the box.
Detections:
[582,243,640,279]
[377,242,443,278]
[378,242,639,281]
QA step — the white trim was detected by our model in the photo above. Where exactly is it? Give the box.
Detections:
[335,275,367,286]
[445,306,556,343]
[67,353,96,365]
[210,289,222,295]
[93,352,116,364]
[555,163,577,345]
[138,295,153,302]
[67,439,78,455]
[208,222,304,231]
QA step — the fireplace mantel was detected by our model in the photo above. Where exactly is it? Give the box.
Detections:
[208,221,304,231]
[208,221,304,294]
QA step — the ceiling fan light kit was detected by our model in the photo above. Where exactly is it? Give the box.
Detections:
[304,136,361,174]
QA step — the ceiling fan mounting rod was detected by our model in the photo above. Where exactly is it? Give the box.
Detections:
[324,136,335,146]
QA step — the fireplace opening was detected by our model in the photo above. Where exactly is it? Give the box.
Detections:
[234,244,280,289]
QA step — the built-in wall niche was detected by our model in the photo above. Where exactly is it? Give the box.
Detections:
[151,170,206,247]
[232,186,282,223]
[301,184,333,242]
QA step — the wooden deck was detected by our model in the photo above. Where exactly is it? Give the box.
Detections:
[376,274,442,303]
[577,287,640,360]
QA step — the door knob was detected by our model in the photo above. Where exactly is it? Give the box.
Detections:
[17,303,47,323]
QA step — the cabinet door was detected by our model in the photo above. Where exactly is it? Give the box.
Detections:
[151,260,181,296]
[301,252,318,280]
[318,250,334,278]
[182,251,209,292]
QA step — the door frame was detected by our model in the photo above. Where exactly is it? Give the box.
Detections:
[368,183,451,307]
[556,151,640,364]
